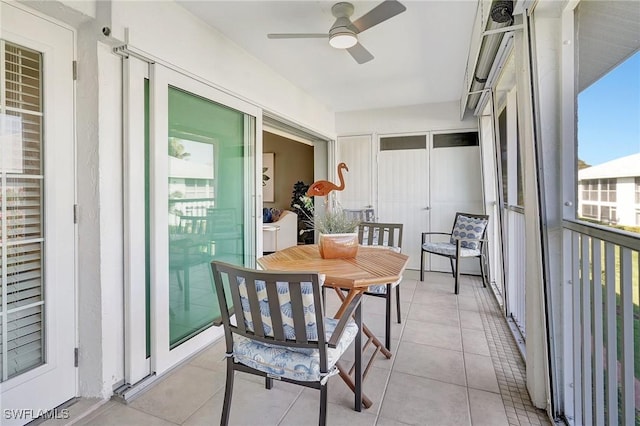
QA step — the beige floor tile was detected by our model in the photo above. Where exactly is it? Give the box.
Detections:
[280,392,377,426]
[402,269,421,281]
[78,402,177,426]
[393,340,466,386]
[415,279,455,294]
[465,353,500,393]
[321,365,391,408]
[401,319,462,351]
[411,291,459,309]
[468,388,509,426]
[359,312,404,342]
[129,365,224,424]
[459,309,484,330]
[380,372,471,426]
[188,342,227,372]
[407,303,460,327]
[182,376,300,426]
[461,327,491,356]
[376,417,413,425]
[341,339,397,371]
[458,295,481,312]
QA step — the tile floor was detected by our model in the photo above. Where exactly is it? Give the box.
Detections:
[54,271,552,426]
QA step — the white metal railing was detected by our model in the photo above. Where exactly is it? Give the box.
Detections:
[506,207,526,338]
[169,197,215,217]
[563,220,639,425]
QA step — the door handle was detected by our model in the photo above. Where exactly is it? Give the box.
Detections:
[424,207,431,211]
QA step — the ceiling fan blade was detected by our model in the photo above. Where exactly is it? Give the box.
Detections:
[267,33,328,39]
[347,43,374,64]
[351,0,406,33]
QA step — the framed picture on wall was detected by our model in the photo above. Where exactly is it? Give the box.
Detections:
[263,152,275,202]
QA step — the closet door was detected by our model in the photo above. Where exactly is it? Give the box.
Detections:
[337,135,374,210]
[378,134,429,270]
[429,131,483,274]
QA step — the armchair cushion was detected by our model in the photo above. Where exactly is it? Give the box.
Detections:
[422,241,481,258]
[232,316,358,383]
[450,215,488,250]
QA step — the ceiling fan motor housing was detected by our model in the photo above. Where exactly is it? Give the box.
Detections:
[329,14,357,48]
[331,2,355,18]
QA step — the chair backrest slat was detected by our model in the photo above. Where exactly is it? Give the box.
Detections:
[211,261,326,351]
[358,222,403,250]
[228,272,247,334]
[265,279,285,341]
[288,282,309,343]
[244,274,266,338]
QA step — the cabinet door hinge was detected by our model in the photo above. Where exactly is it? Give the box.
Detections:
[72,60,78,80]
[74,348,79,367]
[74,204,78,224]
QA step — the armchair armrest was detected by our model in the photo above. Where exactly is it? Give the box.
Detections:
[451,237,488,252]
[327,293,363,348]
[421,231,452,244]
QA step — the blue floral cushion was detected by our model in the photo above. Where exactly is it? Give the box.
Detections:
[422,241,481,257]
[237,278,318,342]
[233,316,359,383]
[450,215,487,250]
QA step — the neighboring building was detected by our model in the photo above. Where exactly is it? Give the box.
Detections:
[577,153,640,226]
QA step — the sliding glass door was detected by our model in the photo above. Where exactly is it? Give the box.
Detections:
[152,65,258,372]
[125,61,259,380]
[166,86,250,347]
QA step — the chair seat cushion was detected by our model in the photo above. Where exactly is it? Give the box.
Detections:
[366,277,402,294]
[233,316,358,383]
[422,241,480,257]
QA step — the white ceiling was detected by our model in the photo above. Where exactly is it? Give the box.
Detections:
[177,0,479,112]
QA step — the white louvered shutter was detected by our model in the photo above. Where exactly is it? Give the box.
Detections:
[1,41,45,380]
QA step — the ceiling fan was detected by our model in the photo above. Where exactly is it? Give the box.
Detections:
[267,0,406,64]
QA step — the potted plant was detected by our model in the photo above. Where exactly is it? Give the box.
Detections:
[293,195,361,259]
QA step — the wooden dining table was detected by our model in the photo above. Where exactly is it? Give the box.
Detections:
[257,244,409,410]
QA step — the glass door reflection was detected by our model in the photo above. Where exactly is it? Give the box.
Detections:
[167,87,246,348]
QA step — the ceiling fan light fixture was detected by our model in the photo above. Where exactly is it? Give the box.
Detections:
[329,31,357,49]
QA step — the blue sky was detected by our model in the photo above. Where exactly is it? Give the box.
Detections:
[577,50,640,166]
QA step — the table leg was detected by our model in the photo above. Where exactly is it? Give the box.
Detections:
[328,287,391,410]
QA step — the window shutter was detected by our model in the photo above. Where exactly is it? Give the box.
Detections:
[1,41,45,380]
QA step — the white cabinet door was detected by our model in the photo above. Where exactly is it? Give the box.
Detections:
[378,141,429,270]
[337,135,374,209]
[1,3,76,424]
[429,139,483,274]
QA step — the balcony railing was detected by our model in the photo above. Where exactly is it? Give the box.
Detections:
[506,207,526,340]
[169,197,215,217]
[563,220,639,425]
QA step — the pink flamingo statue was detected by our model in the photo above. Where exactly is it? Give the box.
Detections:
[306,162,349,197]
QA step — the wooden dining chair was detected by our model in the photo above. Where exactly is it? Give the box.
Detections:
[358,222,403,351]
[210,261,363,426]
